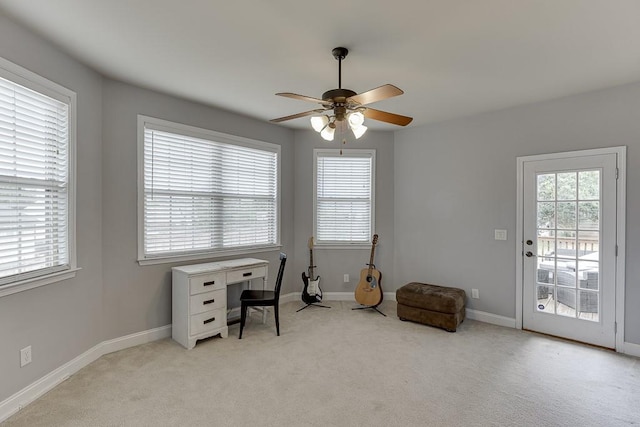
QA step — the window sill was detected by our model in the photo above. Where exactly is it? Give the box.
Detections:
[138,245,283,266]
[0,268,81,298]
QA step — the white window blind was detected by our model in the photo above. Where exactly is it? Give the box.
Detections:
[142,120,279,260]
[314,149,375,244]
[0,75,70,286]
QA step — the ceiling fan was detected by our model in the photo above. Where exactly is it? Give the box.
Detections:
[271,47,412,140]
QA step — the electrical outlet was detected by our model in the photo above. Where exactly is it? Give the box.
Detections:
[472,289,480,299]
[343,274,349,283]
[20,346,32,367]
[494,229,507,241]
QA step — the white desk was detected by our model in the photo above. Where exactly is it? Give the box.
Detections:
[172,258,269,349]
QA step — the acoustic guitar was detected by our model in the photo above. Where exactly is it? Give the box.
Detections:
[354,234,383,307]
[301,237,322,304]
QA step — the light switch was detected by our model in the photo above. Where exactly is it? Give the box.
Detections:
[494,229,507,241]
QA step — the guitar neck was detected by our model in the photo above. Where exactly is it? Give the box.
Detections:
[367,234,378,277]
[308,248,314,278]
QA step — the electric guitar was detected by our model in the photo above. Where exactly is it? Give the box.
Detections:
[354,234,383,307]
[301,237,322,304]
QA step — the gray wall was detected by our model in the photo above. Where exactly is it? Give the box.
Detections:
[292,130,395,295]
[101,79,295,340]
[394,82,640,344]
[0,12,104,402]
[2,4,640,410]
[0,10,296,403]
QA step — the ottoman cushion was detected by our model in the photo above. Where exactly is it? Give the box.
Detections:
[396,282,465,314]
[396,283,466,332]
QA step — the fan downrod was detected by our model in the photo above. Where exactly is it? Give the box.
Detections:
[323,46,355,116]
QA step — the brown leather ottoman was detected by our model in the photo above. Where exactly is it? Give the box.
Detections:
[396,283,466,332]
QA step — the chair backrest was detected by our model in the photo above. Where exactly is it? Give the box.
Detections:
[273,252,287,301]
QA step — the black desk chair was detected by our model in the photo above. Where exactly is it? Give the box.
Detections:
[239,253,287,339]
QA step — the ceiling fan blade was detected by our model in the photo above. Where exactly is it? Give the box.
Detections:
[276,92,331,106]
[347,84,404,106]
[363,108,413,126]
[270,109,327,123]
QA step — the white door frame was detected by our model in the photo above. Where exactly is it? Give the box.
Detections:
[515,146,626,351]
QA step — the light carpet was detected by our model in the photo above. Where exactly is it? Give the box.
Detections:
[3,301,639,426]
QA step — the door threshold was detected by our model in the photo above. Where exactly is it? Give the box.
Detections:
[522,328,615,351]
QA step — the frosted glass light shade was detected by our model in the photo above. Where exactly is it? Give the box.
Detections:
[320,126,335,141]
[348,111,365,127]
[310,115,329,132]
[351,124,367,139]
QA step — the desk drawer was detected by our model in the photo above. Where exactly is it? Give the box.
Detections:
[190,289,225,315]
[190,272,226,295]
[190,309,225,336]
[227,266,266,284]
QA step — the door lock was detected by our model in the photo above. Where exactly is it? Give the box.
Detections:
[526,240,533,245]
[525,251,533,257]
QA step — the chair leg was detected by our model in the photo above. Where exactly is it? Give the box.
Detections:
[274,303,280,336]
[239,303,247,339]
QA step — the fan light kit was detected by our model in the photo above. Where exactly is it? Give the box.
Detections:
[271,47,412,141]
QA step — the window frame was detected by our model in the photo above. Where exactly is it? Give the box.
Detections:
[313,148,376,249]
[137,115,281,265]
[0,57,78,298]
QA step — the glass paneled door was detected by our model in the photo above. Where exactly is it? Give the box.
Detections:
[522,151,618,348]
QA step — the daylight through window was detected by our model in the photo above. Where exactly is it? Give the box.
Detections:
[0,70,73,287]
[314,149,375,244]
[140,117,280,262]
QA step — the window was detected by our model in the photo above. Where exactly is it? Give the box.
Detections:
[0,57,76,294]
[314,149,375,245]
[138,116,280,264]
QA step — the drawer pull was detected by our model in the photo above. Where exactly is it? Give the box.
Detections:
[203,298,215,305]
[204,280,216,286]
[203,317,216,325]
[243,272,252,277]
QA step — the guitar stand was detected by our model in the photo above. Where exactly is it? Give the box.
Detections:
[296,302,331,312]
[352,304,386,317]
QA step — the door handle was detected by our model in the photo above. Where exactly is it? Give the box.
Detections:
[525,251,534,257]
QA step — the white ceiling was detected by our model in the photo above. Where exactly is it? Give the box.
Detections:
[1,0,639,130]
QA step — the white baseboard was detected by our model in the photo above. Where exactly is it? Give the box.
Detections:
[101,325,171,355]
[464,309,517,328]
[0,325,171,423]
[622,341,640,358]
[319,292,357,301]
[282,291,396,303]
[279,292,299,304]
[0,343,102,423]
[284,293,518,330]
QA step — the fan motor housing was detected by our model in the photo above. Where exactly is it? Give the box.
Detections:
[323,89,357,122]
[322,88,357,103]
